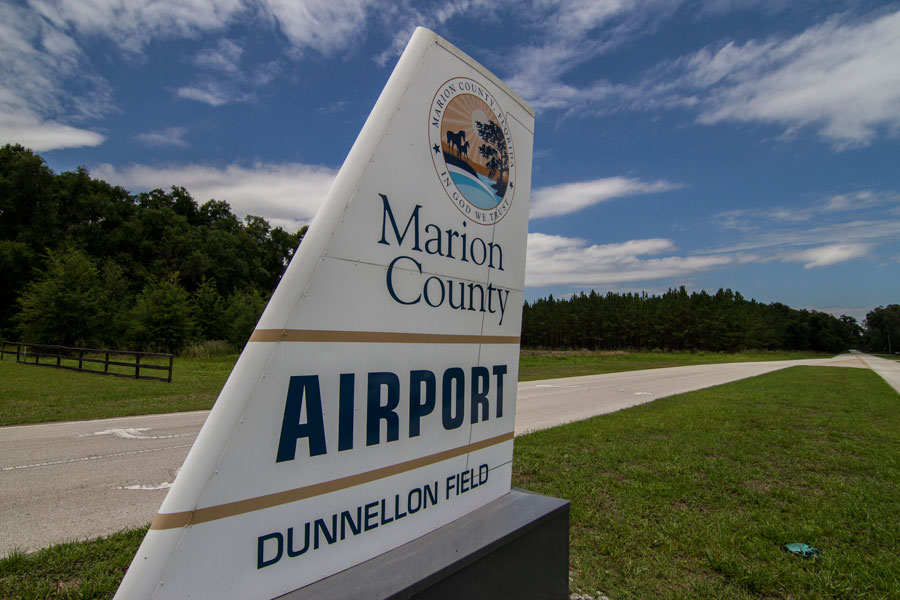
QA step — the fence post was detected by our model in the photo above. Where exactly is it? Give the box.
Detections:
[167,354,174,384]
[78,349,84,370]
[135,352,141,379]
[105,351,110,374]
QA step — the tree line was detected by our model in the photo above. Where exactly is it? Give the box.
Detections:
[1,144,304,352]
[2,144,896,355]
[523,288,897,354]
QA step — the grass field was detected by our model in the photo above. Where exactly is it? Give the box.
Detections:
[2,365,897,599]
[0,355,235,426]
[1,349,830,426]
[518,349,828,381]
[514,366,900,599]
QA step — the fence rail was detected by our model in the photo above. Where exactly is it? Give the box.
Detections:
[0,342,173,383]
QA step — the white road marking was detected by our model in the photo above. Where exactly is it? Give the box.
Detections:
[79,427,192,440]
[117,482,173,491]
[116,468,180,491]
[1,443,194,472]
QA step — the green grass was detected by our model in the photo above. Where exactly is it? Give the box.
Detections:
[0,355,236,426]
[0,528,146,600]
[1,349,831,426]
[513,366,900,599]
[518,349,830,381]
[3,366,897,598]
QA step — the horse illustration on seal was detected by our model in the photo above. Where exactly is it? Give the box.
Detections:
[446,130,467,158]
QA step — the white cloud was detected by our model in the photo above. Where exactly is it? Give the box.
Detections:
[92,162,337,232]
[263,0,372,56]
[509,5,900,149]
[505,0,684,111]
[0,112,105,151]
[721,219,900,255]
[194,39,243,73]
[0,3,112,151]
[135,126,189,148]
[3,0,375,149]
[713,189,900,234]
[178,38,283,106]
[691,10,900,148]
[531,176,681,218]
[821,190,898,212]
[29,0,246,54]
[525,232,732,287]
[28,0,380,57]
[780,243,870,269]
[371,0,497,67]
[176,84,234,107]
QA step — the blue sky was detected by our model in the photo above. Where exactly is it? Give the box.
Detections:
[3,1,899,322]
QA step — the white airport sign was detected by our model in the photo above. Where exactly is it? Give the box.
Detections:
[115,27,534,599]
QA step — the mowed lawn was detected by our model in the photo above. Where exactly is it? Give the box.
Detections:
[0,355,235,426]
[2,365,898,599]
[513,366,900,599]
[1,349,829,425]
[517,349,828,381]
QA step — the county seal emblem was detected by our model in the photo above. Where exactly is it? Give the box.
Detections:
[429,77,515,225]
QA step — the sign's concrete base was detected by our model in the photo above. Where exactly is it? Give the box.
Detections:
[279,488,570,599]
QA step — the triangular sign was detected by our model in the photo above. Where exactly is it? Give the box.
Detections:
[115,27,534,599]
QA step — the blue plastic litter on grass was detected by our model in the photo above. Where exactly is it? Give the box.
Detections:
[783,542,822,559]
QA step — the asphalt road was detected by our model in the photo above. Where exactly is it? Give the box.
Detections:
[2,352,896,557]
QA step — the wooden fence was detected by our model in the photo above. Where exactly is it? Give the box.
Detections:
[0,342,173,383]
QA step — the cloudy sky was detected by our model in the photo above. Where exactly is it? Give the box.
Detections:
[3,0,899,321]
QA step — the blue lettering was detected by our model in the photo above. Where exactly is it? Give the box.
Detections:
[386,255,422,305]
[276,375,327,461]
[378,194,421,250]
[364,501,379,531]
[493,365,507,418]
[338,373,355,451]
[470,366,489,423]
[367,372,400,445]
[341,508,362,539]
[257,532,283,569]
[286,524,309,557]
[442,368,465,430]
[409,370,436,437]
[314,515,338,549]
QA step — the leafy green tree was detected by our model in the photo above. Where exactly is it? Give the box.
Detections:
[0,240,38,338]
[96,260,134,348]
[16,248,102,346]
[193,277,226,341]
[1,146,309,351]
[130,275,197,353]
[838,315,863,350]
[864,305,900,354]
[0,144,57,250]
[223,288,268,349]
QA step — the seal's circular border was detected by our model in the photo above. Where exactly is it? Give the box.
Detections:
[428,77,515,225]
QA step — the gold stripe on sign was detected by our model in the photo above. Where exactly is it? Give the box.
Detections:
[149,432,514,531]
[250,329,519,345]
